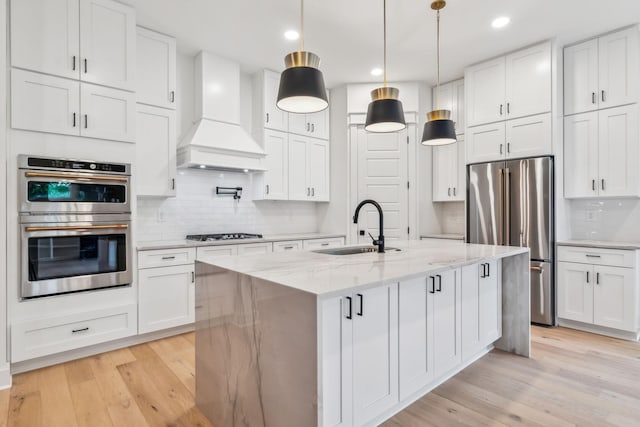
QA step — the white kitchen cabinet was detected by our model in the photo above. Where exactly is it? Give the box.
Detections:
[466,121,506,164]
[254,69,288,132]
[254,130,289,200]
[288,135,330,201]
[138,264,195,334]
[136,104,177,197]
[138,247,195,269]
[505,113,552,158]
[80,82,136,142]
[558,261,593,324]
[197,246,238,262]
[432,136,465,202]
[10,0,80,80]
[136,27,176,109]
[564,105,639,198]
[592,265,636,331]
[431,269,462,378]
[309,138,330,201]
[505,43,552,120]
[288,134,310,200]
[466,56,506,127]
[453,79,465,134]
[237,242,273,255]
[432,79,465,135]
[11,69,80,136]
[80,0,136,91]
[273,240,303,252]
[565,26,639,115]
[302,237,345,251]
[289,95,330,139]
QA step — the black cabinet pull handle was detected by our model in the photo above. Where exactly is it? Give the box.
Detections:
[436,274,442,292]
[161,256,176,260]
[499,104,503,115]
[84,114,88,129]
[346,296,352,319]
[601,179,605,191]
[429,276,436,294]
[84,58,87,73]
[592,92,596,104]
[72,327,89,333]
[586,271,590,283]
[596,272,600,285]
[357,293,363,316]
[171,178,175,190]
[486,263,490,277]
[170,91,175,103]
[592,179,596,191]
[266,113,269,123]
[72,56,76,71]
[191,271,195,283]
[500,143,503,155]
[480,264,485,278]
[507,102,510,114]
[601,90,606,102]
[72,112,76,127]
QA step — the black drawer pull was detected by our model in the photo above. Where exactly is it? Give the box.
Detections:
[429,276,436,294]
[436,274,442,292]
[72,327,89,333]
[161,256,176,260]
[357,293,363,316]
[345,296,352,319]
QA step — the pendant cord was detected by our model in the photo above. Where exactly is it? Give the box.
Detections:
[383,0,387,87]
[436,9,440,109]
[300,0,304,52]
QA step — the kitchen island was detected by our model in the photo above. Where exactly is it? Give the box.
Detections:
[195,240,530,427]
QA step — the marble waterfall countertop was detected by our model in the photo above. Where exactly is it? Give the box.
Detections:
[136,232,345,251]
[557,240,640,250]
[202,239,529,297]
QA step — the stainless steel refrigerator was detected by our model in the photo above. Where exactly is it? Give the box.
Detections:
[467,156,554,325]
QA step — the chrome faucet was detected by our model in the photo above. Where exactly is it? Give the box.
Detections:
[353,199,385,253]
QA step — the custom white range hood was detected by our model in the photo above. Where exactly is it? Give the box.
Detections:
[178,52,266,171]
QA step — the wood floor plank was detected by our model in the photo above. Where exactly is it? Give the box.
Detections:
[38,365,78,427]
[64,358,95,386]
[0,388,10,427]
[69,378,113,427]
[7,368,42,427]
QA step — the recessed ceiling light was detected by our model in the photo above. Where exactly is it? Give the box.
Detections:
[284,30,299,41]
[370,67,383,77]
[491,16,510,29]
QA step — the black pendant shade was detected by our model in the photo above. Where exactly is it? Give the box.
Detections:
[277,51,328,114]
[421,118,456,146]
[365,98,406,133]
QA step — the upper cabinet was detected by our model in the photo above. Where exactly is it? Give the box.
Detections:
[254,69,288,133]
[11,0,136,91]
[289,107,330,140]
[432,79,464,135]
[565,26,639,115]
[136,105,177,197]
[432,137,465,202]
[466,57,506,127]
[136,27,177,109]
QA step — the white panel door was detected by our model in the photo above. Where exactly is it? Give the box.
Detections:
[557,262,593,323]
[80,83,136,142]
[453,79,465,134]
[479,260,501,345]
[505,113,552,159]
[11,69,80,136]
[136,27,176,109]
[288,134,310,200]
[138,264,194,333]
[564,39,599,115]
[465,56,505,127]
[593,266,636,331]
[398,276,433,400]
[309,139,330,201]
[262,130,289,200]
[321,296,353,427]
[598,104,639,197]
[432,143,457,202]
[564,112,599,198]
[263,70,288,132]
[10,0,80,79]
[505,42,552,120]
[598,27,639,110]
[135,104,176,196]
[80,0,136,91]
[432,269,462,378]
[356,126,409,242]
[466,122,506,164]
[353,283,399,426]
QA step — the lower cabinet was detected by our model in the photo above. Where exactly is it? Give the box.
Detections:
[303,237,345,251]
[432,269,463,376]
[236,242,273,255]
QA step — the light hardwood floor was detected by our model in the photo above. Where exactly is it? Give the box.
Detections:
[1,326,639,426]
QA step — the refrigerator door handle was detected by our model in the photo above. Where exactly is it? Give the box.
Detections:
[498,168,505,245]
[505,167,511,246]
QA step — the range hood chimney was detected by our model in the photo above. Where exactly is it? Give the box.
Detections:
[178,52,266,171]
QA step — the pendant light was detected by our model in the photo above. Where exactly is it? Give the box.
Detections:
[365,0,406,133]
[277,0,328,114]
[422,0,456,146]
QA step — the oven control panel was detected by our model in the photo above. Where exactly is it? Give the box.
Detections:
[20,156,130,175]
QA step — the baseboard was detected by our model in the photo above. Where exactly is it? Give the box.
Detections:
[0,364,12,390]
[558,319,640,341]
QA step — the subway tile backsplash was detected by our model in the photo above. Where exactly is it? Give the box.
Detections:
[435,202,465,235]
[569,199,640,242]
[135,169,318,241]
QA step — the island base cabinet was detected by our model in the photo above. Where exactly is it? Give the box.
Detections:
[432,269,462,378]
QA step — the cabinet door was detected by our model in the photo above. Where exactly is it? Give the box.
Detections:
[138,264,194,334]
[505,113,552,159]
[321,296,353,427]
[564,39,599,115]
[80,83,136,142]
[10,0,80,79]
[135,105,176,196]
[505,42,552,120]
[557,262,593,323]
[432,269,462,378]
[11,69,80,136]
[479,260,501,345]
[136,27,176,109]
[432,143,457,202]
[564,112,599,198]
[353,283,399,426]
[309,139,330,201]
[80,0,136,91]
[598,104,639,197]
[308,107,330,140]
[236,243,273,255]
[288,112,309,136]
[432,81,454,113]
[593,266,636,331]
[465,56,505,127]
[196,245,238,262]
[263,70,288,131]
[466,122,506,164]
[461,264,481,360]
[399,276,433,400]
[453,137,466,201]
[288,134,310,200]
[598,27,639,109]
[261,130,289,200]
[453,79,465,134]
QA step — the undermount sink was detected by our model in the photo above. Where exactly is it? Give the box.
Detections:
[313,246,401,255]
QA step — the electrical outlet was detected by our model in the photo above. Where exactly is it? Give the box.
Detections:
[157,211,165,223]
[586,210,597,222]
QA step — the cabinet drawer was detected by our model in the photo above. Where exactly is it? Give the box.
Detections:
[557,246,636,268]
[303,237,345,251]
[273,240,303,252]
[11,304,137,362]
[237,242,273,255]
[138,247,195,269]
[197,245,238,261]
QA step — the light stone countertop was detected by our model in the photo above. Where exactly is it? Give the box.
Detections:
[421,233,465,241]
[557,240,640,250]
[201,239,529,298]
[137,232,346,251]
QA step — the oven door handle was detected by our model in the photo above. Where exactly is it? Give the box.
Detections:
[24,172,129,182]
[25,224,129,232]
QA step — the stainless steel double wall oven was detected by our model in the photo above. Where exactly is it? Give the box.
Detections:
[19,155,132,299]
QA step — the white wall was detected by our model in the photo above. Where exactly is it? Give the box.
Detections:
[432,202,465,235]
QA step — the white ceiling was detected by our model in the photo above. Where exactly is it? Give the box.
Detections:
[124,0,640,88]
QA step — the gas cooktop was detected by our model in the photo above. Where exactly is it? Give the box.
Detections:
[186,233,263,242]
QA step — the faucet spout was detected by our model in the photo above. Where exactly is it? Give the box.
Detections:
[353,199,385,253]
